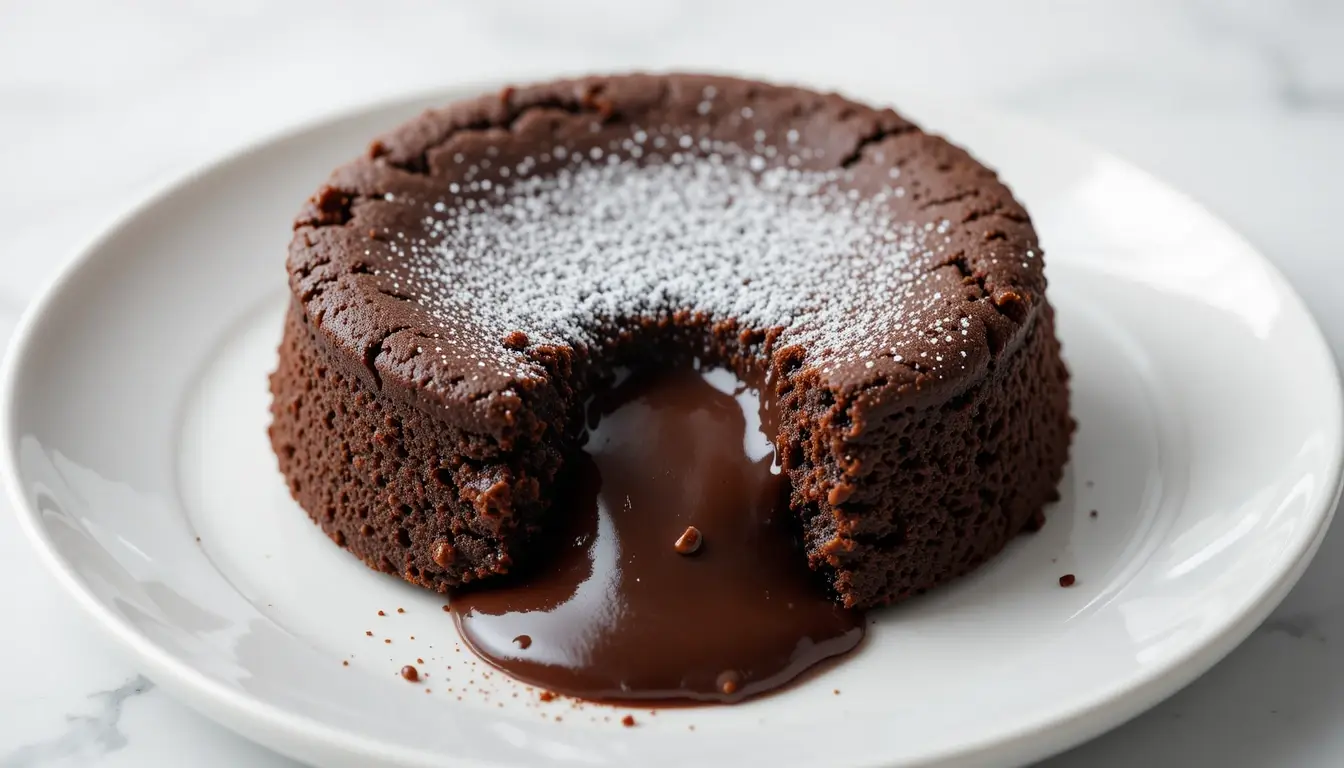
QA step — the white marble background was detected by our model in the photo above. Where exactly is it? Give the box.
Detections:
[1,1,1342,765]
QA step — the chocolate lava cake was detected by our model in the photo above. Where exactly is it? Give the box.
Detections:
[268,73,1072,610]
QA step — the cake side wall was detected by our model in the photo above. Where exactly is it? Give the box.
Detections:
[793,303,1073,609]
[268,299,561,589]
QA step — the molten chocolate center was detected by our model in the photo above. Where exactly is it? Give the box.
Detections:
[449,366,863,703]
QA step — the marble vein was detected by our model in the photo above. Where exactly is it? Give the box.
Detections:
[1258,613,1329,643]
[0,677,154,768]
[1182,0,1344,112]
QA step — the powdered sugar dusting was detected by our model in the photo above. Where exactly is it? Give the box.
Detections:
[370,128,971,380]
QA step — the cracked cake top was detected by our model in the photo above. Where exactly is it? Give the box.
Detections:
[286,74,1045,437]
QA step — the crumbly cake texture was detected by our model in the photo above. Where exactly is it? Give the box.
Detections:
[269,73,1073,609]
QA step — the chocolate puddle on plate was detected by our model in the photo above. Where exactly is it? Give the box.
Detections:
[449,365,864,704]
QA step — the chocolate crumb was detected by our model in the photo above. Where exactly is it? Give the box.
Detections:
[622,715,637,727]
[673,525,703,555]
[377,610,385,616]
[1089,509,1098,518]
[433,541,456,567]
[716,670,741,696]
[417,658,424,664]
[442,605,451,612]
[401,665,419,682]
[384,639,392,644]
[397,607,405,614]
[514,634,532,650]
[833,689,840,695]
[827,483,854,505]
[502,330,530,350]
[342,660,349,667]
[1059,574,1076,587]
[539,691,557,702]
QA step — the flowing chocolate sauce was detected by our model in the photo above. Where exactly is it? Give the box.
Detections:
[449,366,864,704]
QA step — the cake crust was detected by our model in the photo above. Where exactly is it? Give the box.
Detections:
[269,73,1072,608]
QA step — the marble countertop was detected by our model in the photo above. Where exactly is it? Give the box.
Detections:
[2,1,1343,765]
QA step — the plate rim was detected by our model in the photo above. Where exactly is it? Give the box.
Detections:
[4,75,1342,768]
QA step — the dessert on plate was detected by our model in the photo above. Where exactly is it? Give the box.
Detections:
[269,73,1072,702]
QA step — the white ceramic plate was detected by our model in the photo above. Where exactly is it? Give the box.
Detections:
[3,81,1341,768]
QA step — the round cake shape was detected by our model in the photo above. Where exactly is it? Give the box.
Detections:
[268,73,1072,610]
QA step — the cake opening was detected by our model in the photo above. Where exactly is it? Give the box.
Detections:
[448,364,864,704]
